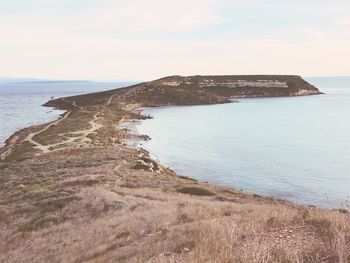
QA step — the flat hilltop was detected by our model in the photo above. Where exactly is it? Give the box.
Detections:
[2,75,349,263]
[46,75,320,110]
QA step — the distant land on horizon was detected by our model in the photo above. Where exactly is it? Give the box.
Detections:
[0,78,139,84]
[1,75,350,85]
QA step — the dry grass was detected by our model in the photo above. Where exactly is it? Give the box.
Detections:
[3,192,349,262]
[1,145,350,262]
[0,76,339,262]
[176,187,215,196]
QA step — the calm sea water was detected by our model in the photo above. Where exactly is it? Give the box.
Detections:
[0,81,135,145]
[138,77,350,208]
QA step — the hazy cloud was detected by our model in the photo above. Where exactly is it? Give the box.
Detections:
[335,16,350,26]
[0,0,349,80]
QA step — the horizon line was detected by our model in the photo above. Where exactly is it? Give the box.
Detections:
[1,75,350,84]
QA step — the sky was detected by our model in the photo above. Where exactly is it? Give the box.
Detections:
[0,0,349,81]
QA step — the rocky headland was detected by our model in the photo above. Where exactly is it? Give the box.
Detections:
[2,75,349,263]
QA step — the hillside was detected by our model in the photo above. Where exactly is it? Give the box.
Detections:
[2,75,348,263]
[45,75,320,109]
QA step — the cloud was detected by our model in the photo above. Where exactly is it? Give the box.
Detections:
[1,29,349,80]
[335,16,350,26]
[0,0,349,79]
[84,0,222,32]
[6,0,223,33]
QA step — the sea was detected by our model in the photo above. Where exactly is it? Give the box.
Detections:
[1,77,349,208]
[137,77,350,208]
[0,80,135,146]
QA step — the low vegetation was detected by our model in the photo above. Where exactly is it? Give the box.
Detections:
[1,75,343,262]
[176,187,215,196]
[1,146,349,262]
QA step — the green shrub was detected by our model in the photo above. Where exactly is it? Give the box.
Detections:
[176,187,214,196]
[177,175,197,182]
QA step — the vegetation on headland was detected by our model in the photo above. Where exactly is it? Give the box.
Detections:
[2,75,348,263]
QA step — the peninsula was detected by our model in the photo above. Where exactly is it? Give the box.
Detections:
[1,75,347,263]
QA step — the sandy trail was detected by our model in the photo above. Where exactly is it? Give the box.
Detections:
[24,111,71,153]
[68,108,104,144]
[23,93,119,154]
[69,92,119,141]
[1,91,129,159]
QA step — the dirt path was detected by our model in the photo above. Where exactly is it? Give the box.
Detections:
[22,93,120,154]
[0,91,132,160]
[67,107,104,144]
[68,93,119,142]
[23,111,72,153]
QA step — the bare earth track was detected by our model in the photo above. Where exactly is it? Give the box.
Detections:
[15,93,120,157]
[24,111,72,154]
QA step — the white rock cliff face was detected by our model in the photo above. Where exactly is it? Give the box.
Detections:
[198,79,289,88]
[291,89,320,96]
[161,79,290,88]
[146,75,321,101]
[161,81,181,87]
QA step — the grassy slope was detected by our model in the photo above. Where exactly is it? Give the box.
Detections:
[2,76,348,263]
